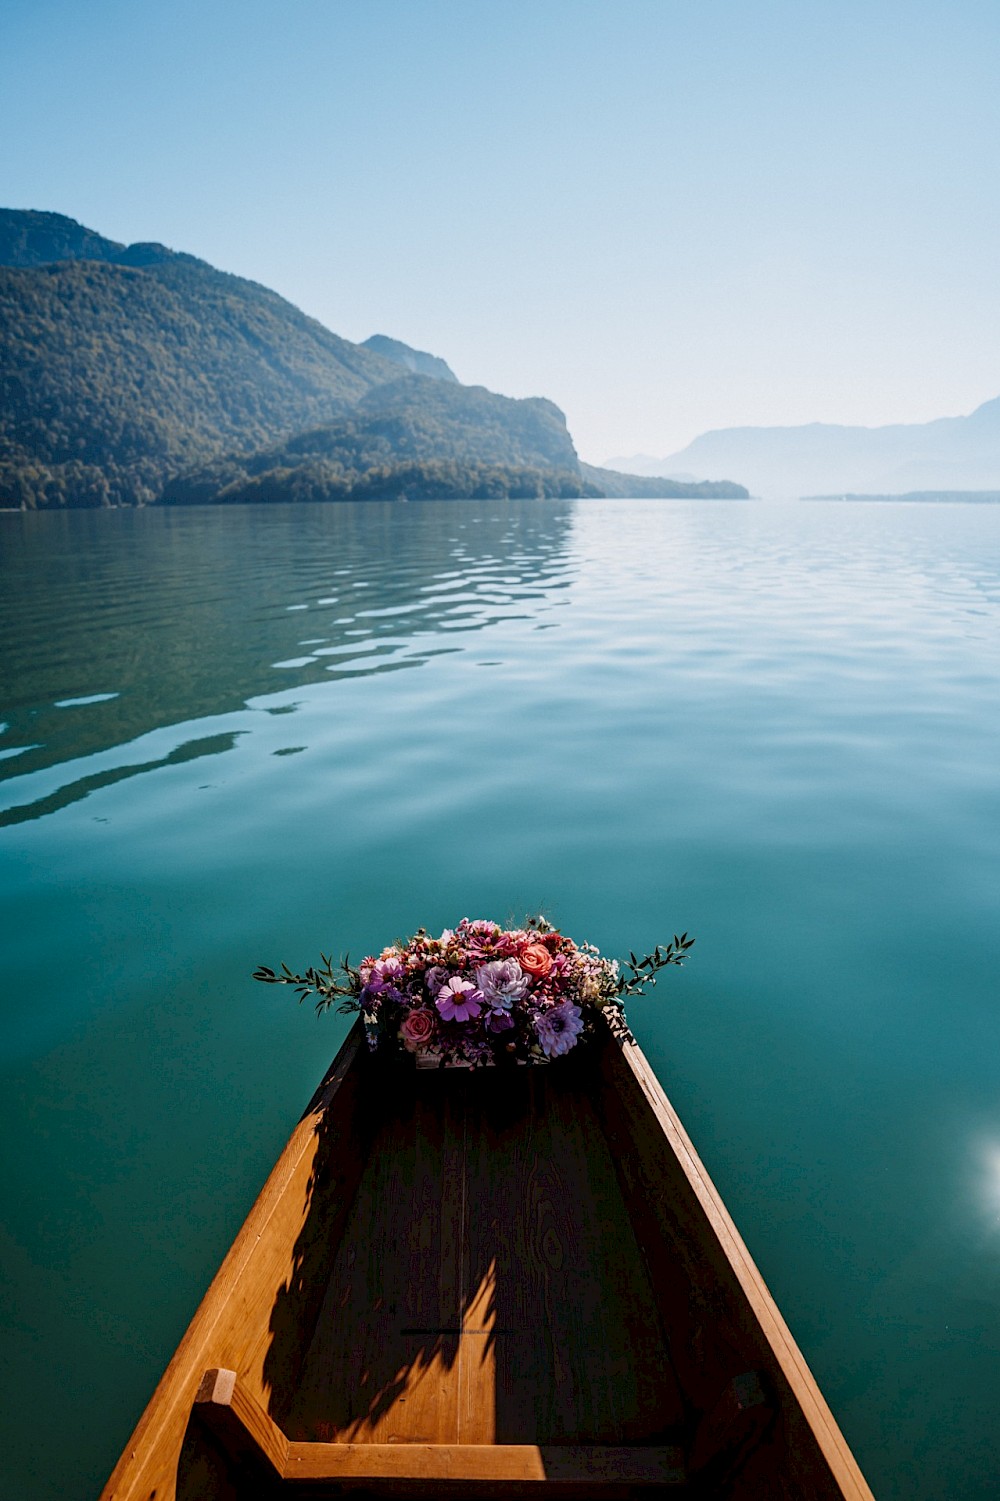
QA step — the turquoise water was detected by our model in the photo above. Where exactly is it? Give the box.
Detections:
[2,498,1000,1499]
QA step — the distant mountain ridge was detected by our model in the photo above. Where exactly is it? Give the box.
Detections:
[610,398,1000,497]
[361,334,458,383]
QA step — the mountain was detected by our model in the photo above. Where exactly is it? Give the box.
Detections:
[162,376,594,503]
[0,213,405,507]
[0,209,596,508]
[0,207,134,268]
[619,398,1000,497]
[361,334,458,383]
[603,455,699,483]
[0,207,750,508]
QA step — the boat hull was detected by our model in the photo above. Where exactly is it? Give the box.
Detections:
[101,1022,874,1499]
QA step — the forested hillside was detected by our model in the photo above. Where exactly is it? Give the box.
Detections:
[0,244,400,507]
[162,377,594,503]
[0,207,130,267]
[0,211,595,509]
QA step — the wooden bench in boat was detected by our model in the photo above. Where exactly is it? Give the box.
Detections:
[193,1363,777,1495]
[102,1021,875,1500]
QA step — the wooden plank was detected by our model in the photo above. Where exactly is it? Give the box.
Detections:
[286,1071,468,1443]
[283,1440,688,1487]
[595,1030,876,1501]
[287,1061,686,1454]
[460,1068,685,1446]
[280,1428,684,1488]
[194,1368,688,1494]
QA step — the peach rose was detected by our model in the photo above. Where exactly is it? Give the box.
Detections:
[518,942,553,979]
[399,1007,436,1052]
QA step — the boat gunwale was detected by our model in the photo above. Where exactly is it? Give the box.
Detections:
[100,1024,368,1500]
[603,1036,875,1501]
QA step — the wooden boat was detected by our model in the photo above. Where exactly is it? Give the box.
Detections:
[102,1019,875,1499]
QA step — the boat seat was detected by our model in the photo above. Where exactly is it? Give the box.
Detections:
[194,1366,771,1497]
[194,1367,689,1496]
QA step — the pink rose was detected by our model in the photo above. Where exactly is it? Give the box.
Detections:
[399,1008,436,1052]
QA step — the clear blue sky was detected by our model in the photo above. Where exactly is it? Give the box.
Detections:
[2,0,999,462]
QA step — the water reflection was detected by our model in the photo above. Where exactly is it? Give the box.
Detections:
[0,502,575,824]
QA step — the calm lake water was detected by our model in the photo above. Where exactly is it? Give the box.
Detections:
[2,498,1000,1500]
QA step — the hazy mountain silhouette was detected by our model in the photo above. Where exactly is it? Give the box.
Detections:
[608,398,1000,497]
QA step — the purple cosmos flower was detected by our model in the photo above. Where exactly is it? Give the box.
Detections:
[475,959,529,1011]
[534,1001,584,1057]
[435,977,483,1023]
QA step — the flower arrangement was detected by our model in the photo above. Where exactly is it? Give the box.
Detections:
[254,917,693,1069]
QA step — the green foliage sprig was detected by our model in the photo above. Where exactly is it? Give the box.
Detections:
[252,955,363,1016]
[617,934,696,998]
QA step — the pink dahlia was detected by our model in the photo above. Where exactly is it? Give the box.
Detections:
[475,959,529,1010]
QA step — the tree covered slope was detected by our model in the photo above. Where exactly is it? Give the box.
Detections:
[0,241,401,506]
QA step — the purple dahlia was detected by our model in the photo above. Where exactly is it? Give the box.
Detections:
[534,1001,584,1058]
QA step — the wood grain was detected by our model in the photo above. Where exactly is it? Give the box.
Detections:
[286,1070,467,1443]
[194,1367,287,1480]
[282,1440,688,1493]
[286,1065,684,1451]
[460,1068,685,1446]
[196,1369,689,1493]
